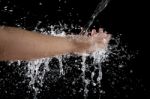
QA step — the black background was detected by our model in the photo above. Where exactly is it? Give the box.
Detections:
[0,0,149,99]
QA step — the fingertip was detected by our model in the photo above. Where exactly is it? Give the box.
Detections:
[91,29,96,36]
[99,28,103,33]
[106,34,112,41]
[92,29,96,32]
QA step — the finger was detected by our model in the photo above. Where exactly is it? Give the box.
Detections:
[98,28,104,33]
[102,34,111,44]
[91,29,97,36]
[97,32,107,38]
[103,33,107,38]
[106,34,111,41]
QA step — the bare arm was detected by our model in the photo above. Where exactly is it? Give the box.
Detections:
[0,26,91,61]
[0,26,111,61]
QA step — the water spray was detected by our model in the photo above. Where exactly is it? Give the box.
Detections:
[80,0,110,35]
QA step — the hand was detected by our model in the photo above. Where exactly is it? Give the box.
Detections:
[87,28,111,52]
[66,28,111,54]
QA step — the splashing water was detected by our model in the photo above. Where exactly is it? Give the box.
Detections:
[6,25,109,99]
[0,1,140,99]
[26,58,51,99]
[81,0,110,35]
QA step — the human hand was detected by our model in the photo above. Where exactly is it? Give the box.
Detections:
[67,28,111,54]
[87,28,111,52]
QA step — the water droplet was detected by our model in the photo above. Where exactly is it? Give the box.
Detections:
[39,2,43,6]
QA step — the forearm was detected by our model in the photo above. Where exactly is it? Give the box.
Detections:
[0,26,90,61]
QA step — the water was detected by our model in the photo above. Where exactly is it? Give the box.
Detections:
[0,25,139,99]
[0,0,144,99]
[80,0,110,35]
[5,25,109,99]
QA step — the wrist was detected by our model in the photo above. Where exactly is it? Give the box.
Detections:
[70,35,92,53]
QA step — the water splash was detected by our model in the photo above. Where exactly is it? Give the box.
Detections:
[81,0,110,35]
[0,1,140,99]
[6,25,109,99]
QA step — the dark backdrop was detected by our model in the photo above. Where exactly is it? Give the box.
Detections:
[0,0,149,99]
